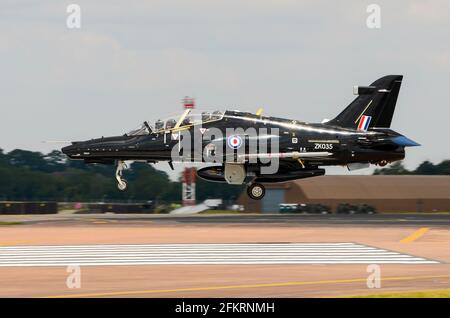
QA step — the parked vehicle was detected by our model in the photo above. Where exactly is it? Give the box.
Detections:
[335,203,376,214]
[279,203,299,213]
[279,203,331,214]
[357,204,377,214]
[298,203,331,214]
[335,203,359,214]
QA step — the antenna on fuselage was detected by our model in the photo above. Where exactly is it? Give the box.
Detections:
[256,108,264,117]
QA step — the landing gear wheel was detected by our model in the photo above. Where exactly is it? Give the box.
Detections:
[247,183,266,200]
[115,160,128,191]
[117,179,128,191]
[378,160,388,167]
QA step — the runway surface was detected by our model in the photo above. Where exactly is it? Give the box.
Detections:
[0,213,449,297]
[0,242,438,266]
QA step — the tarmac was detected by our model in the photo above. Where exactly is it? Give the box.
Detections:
[0,213,450,297]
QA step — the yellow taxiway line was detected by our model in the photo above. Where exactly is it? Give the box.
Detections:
[400,227,430,243]
[340,288,450,298]
[43,274,450,298]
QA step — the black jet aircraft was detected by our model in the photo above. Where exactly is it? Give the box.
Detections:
[62,75,419,200]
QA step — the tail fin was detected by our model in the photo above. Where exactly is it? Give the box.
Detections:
[327,75,403,129]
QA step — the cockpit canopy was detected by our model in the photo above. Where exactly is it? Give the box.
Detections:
[126,110,224,136]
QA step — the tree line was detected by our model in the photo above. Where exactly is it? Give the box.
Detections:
[0,148,243,202]
[1,148,448,202]
[373,160,450,175]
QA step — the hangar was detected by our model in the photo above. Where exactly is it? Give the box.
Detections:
[238,175,450,213]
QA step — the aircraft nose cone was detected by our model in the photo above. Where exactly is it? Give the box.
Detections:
[61,144,79,156]
[61,145,72,154]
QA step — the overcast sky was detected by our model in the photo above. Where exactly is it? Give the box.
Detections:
[1,1,449,179]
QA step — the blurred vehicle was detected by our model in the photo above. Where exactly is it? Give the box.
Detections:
[297,203,331,214]
[230,204,245,212]
[335,203,376,214]
[357,204,377,214]
[279,203,299,213]
[279,203,331,214]
[335,203,359,214]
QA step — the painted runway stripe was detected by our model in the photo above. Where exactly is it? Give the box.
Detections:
[0,243,438,266]
[400,227,430,243]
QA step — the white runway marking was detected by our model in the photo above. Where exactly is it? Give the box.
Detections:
[0,243,438,266]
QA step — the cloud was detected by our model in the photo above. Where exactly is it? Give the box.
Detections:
[1,0,450,174]
[406,0,450,23]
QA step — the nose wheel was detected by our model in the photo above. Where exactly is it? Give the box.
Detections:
[247,183,266,200]
[115,160,128,191]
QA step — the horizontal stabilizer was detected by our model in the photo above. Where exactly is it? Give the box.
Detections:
[391,136,420,147]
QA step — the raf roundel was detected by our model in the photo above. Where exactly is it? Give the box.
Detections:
[227,135,243,149]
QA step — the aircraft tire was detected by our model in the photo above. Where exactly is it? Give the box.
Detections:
[247,183,265,200]
[117,179,128,191]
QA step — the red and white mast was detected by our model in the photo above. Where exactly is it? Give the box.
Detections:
[181,97,196,206]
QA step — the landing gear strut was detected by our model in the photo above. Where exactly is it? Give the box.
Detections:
[247,183,266,200]
[116,160,128,191]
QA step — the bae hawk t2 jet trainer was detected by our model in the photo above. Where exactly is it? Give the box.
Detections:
[62,75,419,200]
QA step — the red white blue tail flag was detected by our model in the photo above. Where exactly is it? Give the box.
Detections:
[357,115,372,131]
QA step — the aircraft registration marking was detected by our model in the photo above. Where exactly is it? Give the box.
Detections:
[314,143,334,150]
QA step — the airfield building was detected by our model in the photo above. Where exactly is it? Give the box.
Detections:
[238,175,450,213]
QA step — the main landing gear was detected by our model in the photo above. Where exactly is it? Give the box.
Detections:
[116,160,128,191]
[247,183,266,200]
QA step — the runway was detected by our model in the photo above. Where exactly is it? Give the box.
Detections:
[3,213,450,226]
[0,242,438,266]
[0,213,449,297]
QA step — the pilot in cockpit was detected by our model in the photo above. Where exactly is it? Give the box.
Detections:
[155,119,164,131]
[165,119,177,130]
[182,116,194,126]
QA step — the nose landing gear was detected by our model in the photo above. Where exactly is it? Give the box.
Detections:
[116,160,128,191]
[247,183,266,200]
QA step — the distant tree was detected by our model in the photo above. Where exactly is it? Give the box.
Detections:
[6,149,49,171]
[196,178,244,202]
[373,161,410,175]
[0,148,182,202]
[374,160,450,175]
[436,160,450,175]
[43,150,67,172]
[414,160,438,175]
[0,148,6,163]
[125,162,176,200]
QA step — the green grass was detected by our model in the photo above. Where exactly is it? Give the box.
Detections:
[383,211,450,214]
[199,210,244,215]
[0,221,23,226]
[350,289,450,298]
